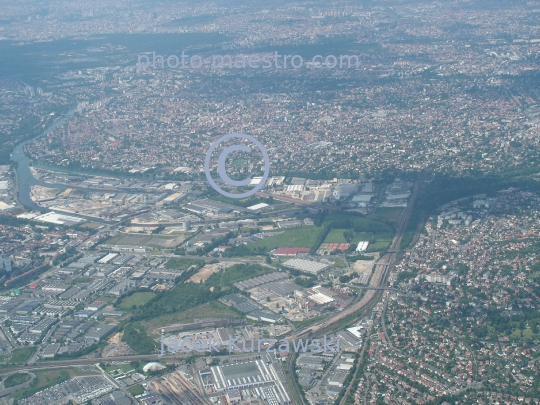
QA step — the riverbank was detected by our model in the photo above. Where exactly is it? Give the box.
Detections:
[10,106,78,210]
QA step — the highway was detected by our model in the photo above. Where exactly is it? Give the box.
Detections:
[0,353,188,374]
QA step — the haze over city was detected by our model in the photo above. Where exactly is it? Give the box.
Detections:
[0,0,539,404]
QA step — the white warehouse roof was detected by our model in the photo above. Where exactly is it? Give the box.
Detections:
[283,259,329,274]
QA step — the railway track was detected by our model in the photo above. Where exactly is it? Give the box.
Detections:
[281,177,423,403]
[3,178,424,405]
[289,176,422,340]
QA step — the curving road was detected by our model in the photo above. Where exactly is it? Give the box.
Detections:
[0,372,36,398]
[1,177,425,405]
[280,177,423,402]
[289,177,422,341]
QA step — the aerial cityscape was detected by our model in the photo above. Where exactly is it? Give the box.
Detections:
[0,0,539,404]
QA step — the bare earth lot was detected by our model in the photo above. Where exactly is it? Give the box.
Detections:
[105,233,186,248]
[353,256,378,276]
[187,262,237,283]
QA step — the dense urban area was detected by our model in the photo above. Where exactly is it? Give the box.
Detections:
[0,0,539,404]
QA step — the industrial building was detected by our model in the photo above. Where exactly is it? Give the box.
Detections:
[220,294,284,323]
[208,358,291,405]
[356,273,370,284]
[336,327,364,352]
[160,191,186,205]
[296,354,326,371]
[84,323,116,343]
[333,183,357,199]
[234,272,288,291]
[356,241,369,252]
[97,253,118,264]
[276,220,302,229]
[258,280,302,298]
[273,247,310,256]
[185,199,247,214]
[283,259,329,275]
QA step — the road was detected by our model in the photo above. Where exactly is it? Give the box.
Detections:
[28,323,57,365]
[0,372,36,398]
[285,352,306,405]
[380,292,399,353]
[289,176,422,341]
[368,182,386,215]
[2,177,425,404]
[97,363,138,404]
[281,177,423,401]
[338,324,373,405]
[255,191,342,212]
[0,353,188,374]
[0,325,16,349]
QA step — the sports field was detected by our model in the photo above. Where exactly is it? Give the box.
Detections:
[248,226,323,250]
[322,214,393,232]
[323,229,349,243]
[322,215,394,251]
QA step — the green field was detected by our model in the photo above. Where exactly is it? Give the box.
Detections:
[249,226,323,250]
[141,301,240,334]
[323,229,349,243]
[367,238,393,252]
[3,373,31,388]
[232,159,247,166]
[105,363,135,374]
[510,327,538,339]
[372,207,404,226]
[324,229,348,243]
[69,277,94,285]
[352,232,375,241]
[96,295,116,304]
[353,231,394,251]
[10,347,35,364]
[8,367,100,401]
[245,216,393,253]
[118,292,156,311]
[322,214,393,231]
[135,263,269,327]
[292,315,326,329]
[321,215,394,251]
[128,384,145,396]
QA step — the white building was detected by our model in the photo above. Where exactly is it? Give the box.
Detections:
[356,241,369,252]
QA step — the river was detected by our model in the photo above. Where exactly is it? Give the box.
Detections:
[10,107,77,209]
